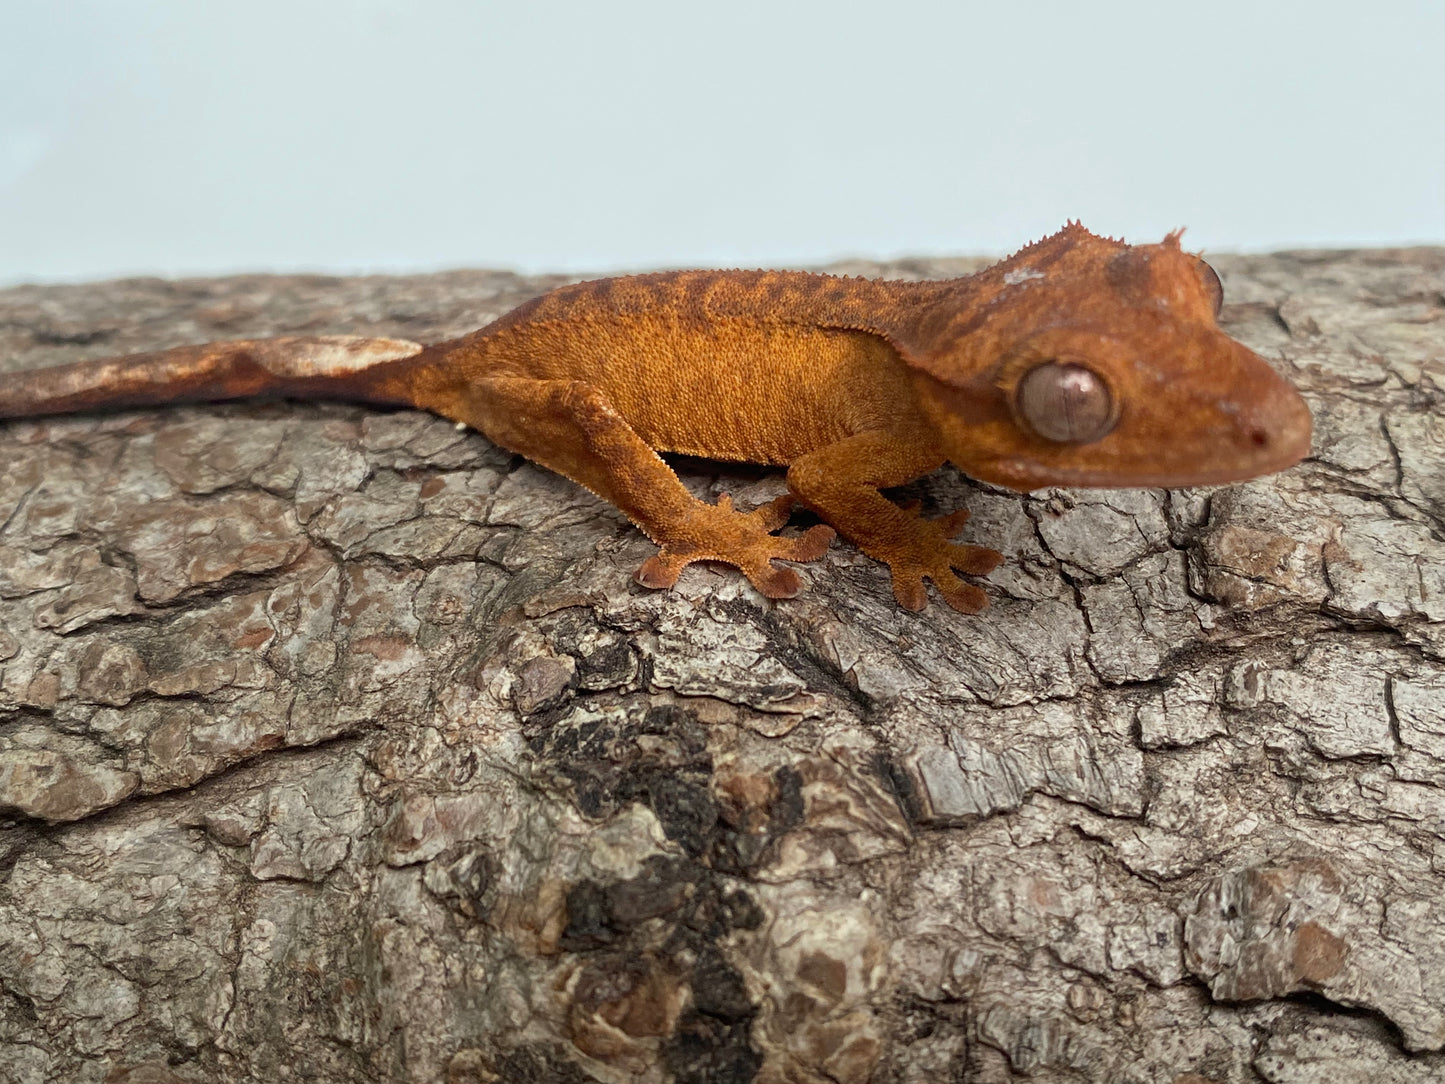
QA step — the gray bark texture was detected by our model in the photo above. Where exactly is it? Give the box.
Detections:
[0,249,1442,1084]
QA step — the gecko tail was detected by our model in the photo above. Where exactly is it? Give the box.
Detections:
[0,335,432,420]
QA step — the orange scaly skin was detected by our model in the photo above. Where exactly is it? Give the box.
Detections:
[0,224,1312,612]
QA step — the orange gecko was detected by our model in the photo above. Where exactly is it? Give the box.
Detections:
[0,224,1311,612]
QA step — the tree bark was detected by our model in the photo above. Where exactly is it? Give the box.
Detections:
[0,250,1442,1084]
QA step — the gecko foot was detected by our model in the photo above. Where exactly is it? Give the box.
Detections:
[635,494,836,599]
[880,507,1004,613]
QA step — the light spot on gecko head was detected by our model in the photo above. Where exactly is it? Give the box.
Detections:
[1003,267,1046,286]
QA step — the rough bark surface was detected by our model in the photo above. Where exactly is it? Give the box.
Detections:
[0,249,1442,1084]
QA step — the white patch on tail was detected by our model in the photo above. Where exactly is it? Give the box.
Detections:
[249,335,424,377]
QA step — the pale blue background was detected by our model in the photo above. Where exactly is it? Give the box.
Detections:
[2,1,1442,285]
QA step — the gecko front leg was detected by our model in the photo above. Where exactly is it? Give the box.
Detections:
[786,430,1003,612]
[459,377,834,597]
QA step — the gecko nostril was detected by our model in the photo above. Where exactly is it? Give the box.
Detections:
[1248,427,1269,448]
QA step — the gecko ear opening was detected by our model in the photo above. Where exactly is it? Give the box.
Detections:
[1014,362,1118,444]
[1197,259,1224,317]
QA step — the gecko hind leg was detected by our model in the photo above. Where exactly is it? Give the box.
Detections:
[462,377,835,598]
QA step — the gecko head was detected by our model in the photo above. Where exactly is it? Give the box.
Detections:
[908,224,1313,491]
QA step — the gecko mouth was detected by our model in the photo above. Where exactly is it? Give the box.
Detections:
[980,457,1304,491]
[977,413,1313,491]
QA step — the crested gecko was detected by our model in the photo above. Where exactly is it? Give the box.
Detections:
[0,224,1312,613]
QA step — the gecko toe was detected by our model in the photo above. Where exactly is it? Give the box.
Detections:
[890,574,929,612]
[751,563,803,599]
[937,509,973,537]
[932,572,990,614]
[636,553,687,589]
[749,494,798,533]
[947,543,1004,575]
[782,523,836,562]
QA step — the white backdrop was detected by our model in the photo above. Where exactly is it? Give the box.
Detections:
[2,1,1442,285]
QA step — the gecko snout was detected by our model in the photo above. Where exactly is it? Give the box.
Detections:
[1230,363,1313,472]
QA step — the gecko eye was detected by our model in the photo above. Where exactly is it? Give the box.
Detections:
[1198,259,1224,317]
[1015,363,1117,443]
